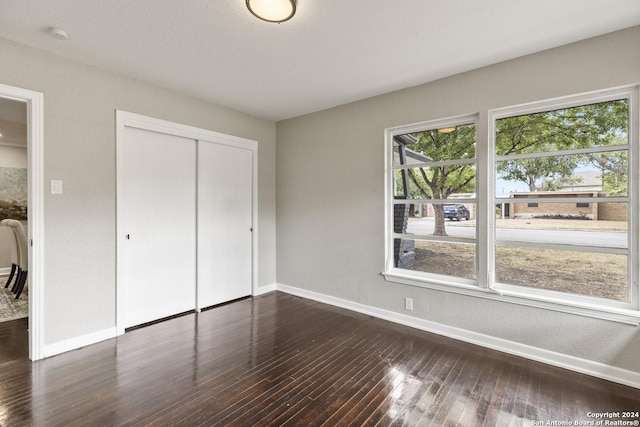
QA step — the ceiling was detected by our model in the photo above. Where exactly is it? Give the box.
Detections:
[0,1,639,122]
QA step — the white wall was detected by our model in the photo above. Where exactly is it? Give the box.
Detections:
[0,145,27,168]
[0,37,277,345]
[0,145,27,269]
[276,26,640,374]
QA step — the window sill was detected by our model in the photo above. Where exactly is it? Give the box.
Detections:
[383,270,640,325]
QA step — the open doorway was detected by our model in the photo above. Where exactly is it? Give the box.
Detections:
[0,97,28,323]
[0,83,44,360]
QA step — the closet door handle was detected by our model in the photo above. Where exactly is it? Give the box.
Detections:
[126,234,130,240]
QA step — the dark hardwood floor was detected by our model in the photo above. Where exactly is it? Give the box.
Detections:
[1,292,639,426]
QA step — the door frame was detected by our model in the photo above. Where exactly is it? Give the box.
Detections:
[0,83,45,360]
[115,111,258,335]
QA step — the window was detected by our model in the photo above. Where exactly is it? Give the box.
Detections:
[494,94,632,304]
[389,116,477,283]
[385,87,639,323]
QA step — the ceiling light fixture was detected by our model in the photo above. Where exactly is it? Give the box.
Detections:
[438,127,456,133]
[246,0,296,23]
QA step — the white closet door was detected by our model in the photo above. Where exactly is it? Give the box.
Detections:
[197,141,253,309]
[123,127,197,328]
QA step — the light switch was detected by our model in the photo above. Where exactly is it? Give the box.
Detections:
[51,180,63,194]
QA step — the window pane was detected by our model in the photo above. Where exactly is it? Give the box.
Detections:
[393,204,412,234]
[392,123,476,165]
[402,203,476,239]
[415,240,476,280]
[408,125,475,162]
[496,247,628,301]
[393,142,400,167]
[495,99,628,156]
[401,166,476,199]
[393,140,434,167]
[495,150,628,197]
[394,239,476,280]
[394,170,406,198]
[495,202,628,239]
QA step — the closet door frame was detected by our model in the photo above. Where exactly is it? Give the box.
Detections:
[115,111,258,336]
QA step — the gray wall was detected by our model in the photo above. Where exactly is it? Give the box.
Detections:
[0,37,277,345]
[276,26,640,373]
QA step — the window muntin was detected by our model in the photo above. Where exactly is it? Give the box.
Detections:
[390,119,478,283]
[385,87,639,320]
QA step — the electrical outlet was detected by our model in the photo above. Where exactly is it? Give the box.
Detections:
[405,297,414,311]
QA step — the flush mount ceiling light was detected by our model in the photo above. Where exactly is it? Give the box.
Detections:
[246,0,296,23]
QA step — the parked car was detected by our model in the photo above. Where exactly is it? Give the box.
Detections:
[443,204,470,221]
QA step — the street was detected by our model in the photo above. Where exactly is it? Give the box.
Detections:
[405,218,627,249]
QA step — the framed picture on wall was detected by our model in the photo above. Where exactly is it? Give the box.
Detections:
[0,166,27,221]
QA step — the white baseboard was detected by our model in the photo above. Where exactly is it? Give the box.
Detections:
[0,267,10,276]
[47,283,278,358]
[43,327,117,359]
[276,283,640,389]
[253,283,277,296]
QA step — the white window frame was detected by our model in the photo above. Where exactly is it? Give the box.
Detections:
[384,86,640,325]
[385,114,485,292]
